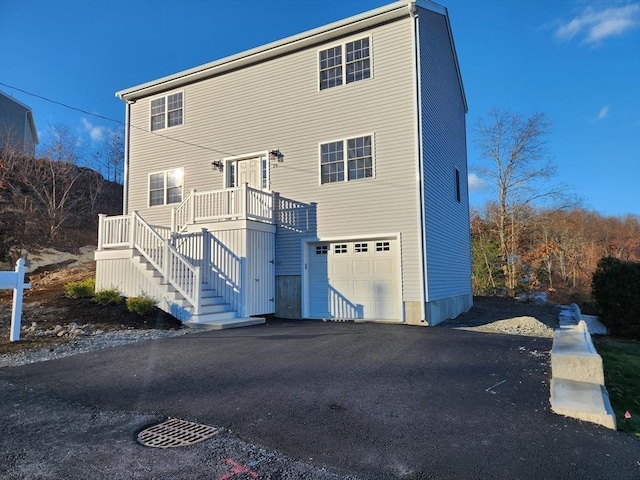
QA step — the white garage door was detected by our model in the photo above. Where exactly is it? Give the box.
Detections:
[308,239,400,320]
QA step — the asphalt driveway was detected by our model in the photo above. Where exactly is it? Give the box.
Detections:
[1,319,638,479]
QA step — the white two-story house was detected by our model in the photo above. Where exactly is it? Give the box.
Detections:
[95,0,472,329]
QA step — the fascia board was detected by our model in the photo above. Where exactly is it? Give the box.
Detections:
[116,1,413,101]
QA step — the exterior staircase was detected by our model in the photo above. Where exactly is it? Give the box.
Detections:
[130,250,264,330]
[96,207,269,330]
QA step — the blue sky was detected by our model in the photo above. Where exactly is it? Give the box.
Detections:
[1,0,639,216]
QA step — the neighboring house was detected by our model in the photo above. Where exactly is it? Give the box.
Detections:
[95,0,472,329]
[0,90,38,157]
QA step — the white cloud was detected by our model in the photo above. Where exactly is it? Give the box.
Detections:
[468,173,487,192]
[555,4,640,45]
[81,118,105,142]
[596,105,609,120]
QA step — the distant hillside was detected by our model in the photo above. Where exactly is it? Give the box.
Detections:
[0,153,122,263]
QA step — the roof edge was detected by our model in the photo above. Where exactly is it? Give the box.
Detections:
[116,1,413,101]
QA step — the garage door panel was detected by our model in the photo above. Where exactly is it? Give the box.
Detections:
[352,260,371,275]
[309,240,399,320]
[373,259,393,274]
[332,261,350,275]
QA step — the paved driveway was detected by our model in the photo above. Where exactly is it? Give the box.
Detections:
[1,320,638,479]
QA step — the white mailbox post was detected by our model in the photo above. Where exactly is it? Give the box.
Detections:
[0,258,31,342]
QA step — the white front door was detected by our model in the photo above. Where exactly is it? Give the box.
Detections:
[237,157,265,190]
[308,239,400,320]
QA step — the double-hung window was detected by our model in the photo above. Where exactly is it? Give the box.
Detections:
[320,135,373,184]
[149,168,184,206]
[150,92,183,131]
[319,37,371,90]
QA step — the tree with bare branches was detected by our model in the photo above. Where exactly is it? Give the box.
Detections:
[474,109,567,294]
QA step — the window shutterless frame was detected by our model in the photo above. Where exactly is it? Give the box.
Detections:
[318,133,375,185]
[148,168,184,207]
[317,35,372,91]
[149,91,184,131]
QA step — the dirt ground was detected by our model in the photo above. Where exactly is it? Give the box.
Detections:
[0,263,181,355]
[1,263,559,356]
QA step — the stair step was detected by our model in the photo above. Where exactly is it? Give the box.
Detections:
[197,303,234,315]
[550,378,616,430]
[184,316,265,331]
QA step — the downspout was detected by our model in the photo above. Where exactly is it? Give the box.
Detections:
[410,2,428,323]
[122,100,131,215]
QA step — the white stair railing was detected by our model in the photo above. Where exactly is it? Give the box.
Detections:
[99,212,202,314]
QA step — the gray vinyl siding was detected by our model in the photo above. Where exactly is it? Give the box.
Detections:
[417,7,472,301]
[126,16,423,302]
[0,92,36,157]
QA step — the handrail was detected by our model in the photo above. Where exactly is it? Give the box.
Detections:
[170,184,275,233]
[132,212,201,313]
[171,190,194,233]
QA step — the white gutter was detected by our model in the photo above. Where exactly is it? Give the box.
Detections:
[116,1,414,101]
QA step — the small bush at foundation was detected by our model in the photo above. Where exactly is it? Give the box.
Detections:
[126,296,157,316]
[64,278,96,299]
[93,289,122,306]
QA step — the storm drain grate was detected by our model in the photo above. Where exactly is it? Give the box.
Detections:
[137,418,220,448]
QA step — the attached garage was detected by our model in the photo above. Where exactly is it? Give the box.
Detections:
[306,238,401,320]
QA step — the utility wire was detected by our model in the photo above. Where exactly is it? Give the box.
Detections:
[0,82,236,156]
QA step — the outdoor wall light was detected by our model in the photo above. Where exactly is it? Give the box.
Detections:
[211,160,224,171]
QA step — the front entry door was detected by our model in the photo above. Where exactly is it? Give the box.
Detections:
[237,157,265,190]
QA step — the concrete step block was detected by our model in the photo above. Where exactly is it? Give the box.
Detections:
[550,378,616,430]
[551,326,605,385]
[184,316,265,331]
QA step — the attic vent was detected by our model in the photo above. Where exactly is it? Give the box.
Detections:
[137,418,219,448]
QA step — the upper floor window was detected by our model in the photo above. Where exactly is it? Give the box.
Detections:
[319,37,370,90]
[150,92,183,131]
[455,168,461,203]
[149,168,183,206]
[320,135,373,184]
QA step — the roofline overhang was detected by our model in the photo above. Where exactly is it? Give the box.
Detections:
[115,1,414,101]
[115,0,467,113]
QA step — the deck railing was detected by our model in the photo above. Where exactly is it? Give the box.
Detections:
[98,212,201,313]
[171,183,274,232]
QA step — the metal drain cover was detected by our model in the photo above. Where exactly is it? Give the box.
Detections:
[137,418,219,448]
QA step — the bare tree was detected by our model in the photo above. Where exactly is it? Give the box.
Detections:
[16,123,87,240]
[474,109,567,294]
[93,128,124,183]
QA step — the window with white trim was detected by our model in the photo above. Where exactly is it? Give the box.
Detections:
[149,168,183,206]
[150,92,183,131]
[319,37,370,90]
[320,135,373,184]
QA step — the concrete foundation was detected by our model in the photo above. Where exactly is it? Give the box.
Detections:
[424,293,473,326]
[275,275,301,319]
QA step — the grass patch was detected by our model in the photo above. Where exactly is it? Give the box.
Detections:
[594,337,640,437]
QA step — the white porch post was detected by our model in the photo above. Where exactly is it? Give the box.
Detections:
[201,227,210,286]
[170,208,176,233]
[243,182,249,220]
[97,214,106,251]
[129,211,137,248]
[163,238,170,283]
[189,189,197,225]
